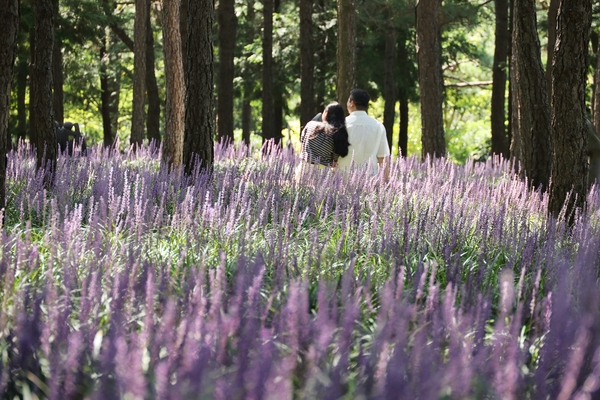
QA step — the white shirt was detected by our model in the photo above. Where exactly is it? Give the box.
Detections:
[337,111,390,173]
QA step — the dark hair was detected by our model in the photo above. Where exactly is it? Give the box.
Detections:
[349,89,370,110]
[323,102,350,157]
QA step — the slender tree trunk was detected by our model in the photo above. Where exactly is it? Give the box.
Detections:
[162,0,185,167]
[241,0,255,146]
[100,43,113,147]
[383,27,397,153]
[398,96,409,157]
[336,0,356,114]
[131,0,148,147]
[0,0,20,209]
[217,0,237,144]
[593,37,600,131]
[491,0,509,158]
[180,0,188,74]
[146,11,161,145]
[16,55,28,142]
[545,0,559,95]
[510,0,552,190]
[31,0,57,184]
[52,0,63,126]
[261,0,276,144]
[300,0,314,128]
[548,0,592,221]
[416,0,445,159]
[28,26,36,144]
[183,0,214,175]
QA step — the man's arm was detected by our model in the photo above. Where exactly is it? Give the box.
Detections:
[377,157,389,182]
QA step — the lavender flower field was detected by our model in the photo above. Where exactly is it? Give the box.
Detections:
[2,142,600,399]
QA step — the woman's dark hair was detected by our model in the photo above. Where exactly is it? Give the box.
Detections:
[323,102,350,157]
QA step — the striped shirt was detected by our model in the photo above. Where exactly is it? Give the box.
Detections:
[300,121,338,166]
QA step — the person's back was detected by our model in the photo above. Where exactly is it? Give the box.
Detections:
[337,89,390,174]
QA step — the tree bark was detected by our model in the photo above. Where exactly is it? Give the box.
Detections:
[416,0,445,159]
[100,43,114,147]
[336,0,356,114]
[217,0,237,144]
[593,34,600,131]
[16,54,28,142]
[261,0,276,144]
[241,0,255,146]
[146,10,161,145]
[52,0,63,126]
[510,0,551,190]
[31,0,57,183]
[548,0,592,221]
[183,0,214,175]
[299,0,314,128]
[131,0,148,147]
[0,0,20,210]
[398,96,409,157]
[545,0,559,96]
[162,0,185,168]
[491,0,509,158]
[383,27,397,153]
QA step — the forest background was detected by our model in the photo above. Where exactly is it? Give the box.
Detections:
[8,0,532,164]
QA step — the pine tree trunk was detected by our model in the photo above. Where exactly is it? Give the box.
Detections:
[0,0,20,209]
[300,0,315,128]
[336,0,356,114]
[31,0,57,183]
[510,0,551,190]
[16,55,28,142]
[52,0,63,126]
[398,96,409,157]
[416,0,445,159]
[131,0,148,147]
[261,0,276,144]
[241,0,255,146]
[162,0,185,167]
[545,0,559,94]
[146,12,161,145]
[383,27,397,153]
[491,0,509,158]
[548,0,592,221]
[100,43,114,147]
[217,0,237,144]
[183,0,214,175]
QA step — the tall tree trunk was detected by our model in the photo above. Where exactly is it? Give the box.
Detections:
[52,0,63,126]
[180,0,188,74]
[545,0,559,95]
[31,0,57,183]
[217,0,237,144]
[162,0,185,168]
[510,0,551,190]
[548,0,592,221]
[183,0,214,175]
[593,36,600,130]
[131,0,148,147]
[299,0,314,128]
[241,0,255,146]
[16,54,28,142]
[146,11,161,145]
[416,0,445,159]
[0,0,20,210]
[491,0,509,158]
[28,26,36,144]
[100,43,114,147]
[261,0,276,144]
[398,96,409,157]
[383,27,397,153]
[336,0,356,114]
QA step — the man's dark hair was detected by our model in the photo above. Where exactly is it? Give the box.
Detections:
[349,89,370,110]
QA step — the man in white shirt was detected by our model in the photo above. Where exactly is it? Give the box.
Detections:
[336,89,390,177]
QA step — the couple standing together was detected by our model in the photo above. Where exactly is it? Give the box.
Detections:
[299,89,390,178]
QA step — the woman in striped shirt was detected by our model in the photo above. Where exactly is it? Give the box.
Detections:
[299,102,350,169]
